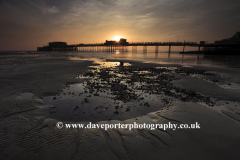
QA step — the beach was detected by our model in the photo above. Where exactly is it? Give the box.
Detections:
[0,51,240,160]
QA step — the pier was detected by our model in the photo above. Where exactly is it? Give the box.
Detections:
[37,39,240,54]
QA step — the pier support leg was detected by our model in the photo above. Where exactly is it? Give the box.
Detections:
[155,46,158,53]
[183,45,185,52]
[199,46,201,52]
[132,46,137,53]
[143,46,147,53]
[168,45,171,53]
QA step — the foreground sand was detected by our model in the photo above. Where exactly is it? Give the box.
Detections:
[0,52,240,160]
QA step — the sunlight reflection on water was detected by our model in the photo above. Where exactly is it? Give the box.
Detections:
[68,50,217,67]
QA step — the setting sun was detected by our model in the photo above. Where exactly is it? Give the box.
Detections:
[113,36,121,41]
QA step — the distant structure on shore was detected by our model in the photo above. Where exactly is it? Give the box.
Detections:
[215,32,240,45]
[200,31,240,54]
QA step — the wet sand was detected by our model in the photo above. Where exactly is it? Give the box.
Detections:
[0,52,240,160]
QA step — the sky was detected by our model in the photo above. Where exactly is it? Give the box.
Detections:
[0,0,240,50]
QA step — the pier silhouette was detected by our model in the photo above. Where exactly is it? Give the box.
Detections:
[37,39,240,54]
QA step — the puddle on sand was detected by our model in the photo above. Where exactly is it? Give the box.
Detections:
[33,83,165,122]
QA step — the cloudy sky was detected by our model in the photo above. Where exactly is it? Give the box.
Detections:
[0,0,240,50]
